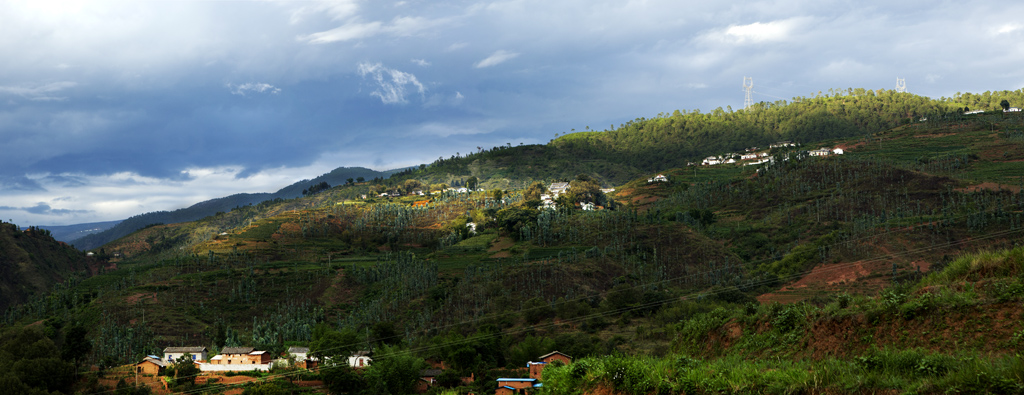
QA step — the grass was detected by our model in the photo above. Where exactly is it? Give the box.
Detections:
[540,350,1024,395]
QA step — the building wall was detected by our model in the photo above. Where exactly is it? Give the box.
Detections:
[137,362,162,375]
[498,380,535,390]
[542,354,571,365]
[529,363,545,379]
[214,353,265,365]
[198,363,272,372]
[166,352,207,362]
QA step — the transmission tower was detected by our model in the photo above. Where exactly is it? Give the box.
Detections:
[743,77,753,108]
[896,77,906,93]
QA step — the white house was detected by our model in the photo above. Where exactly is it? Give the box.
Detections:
[163,347,208,363]
[770,141,796,148]
[287,346,309,362]
[740,153,758,160]
[1006,107,1022,112]
[647,174,668,183]
[808,148,831,157]
[702,156,722,166]
[349,351,372,368]
[548,182,570,196]
[832,148,844,155]
[965,110,985,115]
[581,202,596,211]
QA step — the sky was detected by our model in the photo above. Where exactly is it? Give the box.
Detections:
[2,0,1024,226]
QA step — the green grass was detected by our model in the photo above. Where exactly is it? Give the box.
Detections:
[237,218,284,240]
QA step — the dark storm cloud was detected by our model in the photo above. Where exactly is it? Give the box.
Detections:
[1,0,1023,226]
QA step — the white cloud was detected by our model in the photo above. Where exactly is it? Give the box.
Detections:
[446,42,468,52]
[299,15,452,44]
[227,82,282,96]
[474,50,519,68]
[0,81,77,101]
[411,58,430,66]
[301,20,384,43]
[701,18,806,45]
[995,23,1021,35]
[357,62,425,104]
[412,120,505,137]
[287,0,360,24]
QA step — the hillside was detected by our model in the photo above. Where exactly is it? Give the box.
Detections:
[541,247,1024,394]
[71,166,392,251]
[2,90,1024,394]
[371,89,1024,192]
[0,221,91,311]
[35,220,122,244]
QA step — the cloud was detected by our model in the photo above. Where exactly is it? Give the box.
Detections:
[228,82,282,96]
[995,23,1021,35]
[701,18,806,45]
[411,119,507,137]
[301,20,383,43]
[357,62,425,104]
[446,42,467,52]
[0,81,77,101]
[0,203,90,216]
[0,175,45,191]
[474,50,519,68]
[287,1,360,24]
[411,58,430,66]
[299,15,451,44]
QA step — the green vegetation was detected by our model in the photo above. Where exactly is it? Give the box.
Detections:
[3,88,1024,394]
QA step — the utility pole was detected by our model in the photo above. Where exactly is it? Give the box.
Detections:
[743,77,754,109]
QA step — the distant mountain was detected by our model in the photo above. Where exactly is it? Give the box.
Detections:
[71,166,394,251]
[0,222,89,311]
[36,220,122,244]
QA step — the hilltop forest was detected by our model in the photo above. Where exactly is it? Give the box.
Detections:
[2,88,1024,394]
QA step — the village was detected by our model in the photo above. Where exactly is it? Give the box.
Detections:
[132,346,573,394]
[693,141,844,168]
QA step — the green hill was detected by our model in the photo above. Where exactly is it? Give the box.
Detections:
[3,88,1024,394]
[0,222,90,311]
[71,166,392,251]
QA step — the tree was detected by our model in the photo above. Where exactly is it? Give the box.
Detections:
[356,177,365,183]
[466,176,479,191]
[496,206,539,239]
[311,325,360,363]
[523,182,547,202]
[362,345,424,395]
[346,178,354,185]
[321,364,365,395]
[171,356,199,387]
[60,325,91,366]
[371,322,401,346]
[1001,99,1011,111]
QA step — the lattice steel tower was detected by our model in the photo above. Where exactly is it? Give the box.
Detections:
[896,78,906,93]
[743,77,754,108]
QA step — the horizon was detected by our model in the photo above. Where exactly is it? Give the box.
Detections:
[3,1,1024,226]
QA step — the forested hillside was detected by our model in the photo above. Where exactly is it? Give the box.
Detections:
[72,166,391,251]
[0,221,89,311]
[377,88,1024,189]
[2,88,1024,394]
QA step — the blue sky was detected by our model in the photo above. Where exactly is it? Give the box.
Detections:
[2,0,1023,226]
